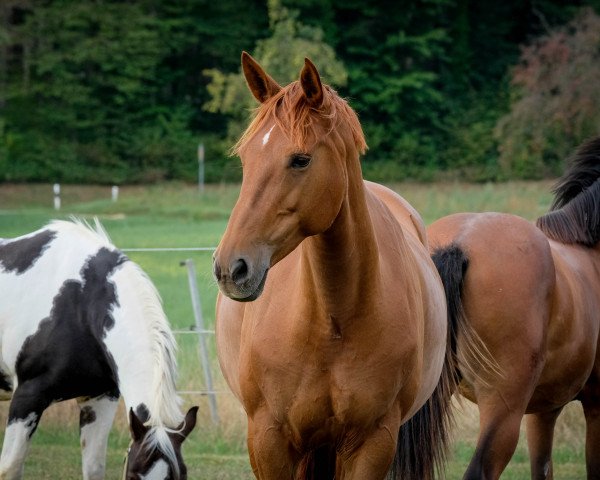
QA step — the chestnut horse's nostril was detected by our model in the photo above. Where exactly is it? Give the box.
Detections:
[231,258,249,285]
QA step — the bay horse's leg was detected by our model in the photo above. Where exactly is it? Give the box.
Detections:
[463,398,525,480]
[0,381,50,480]
[78,394,119,480]
[525,407,563,479]
[580,376,600,479]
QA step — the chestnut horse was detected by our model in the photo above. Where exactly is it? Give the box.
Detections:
[213,52,488,479]
[428,137,600,479]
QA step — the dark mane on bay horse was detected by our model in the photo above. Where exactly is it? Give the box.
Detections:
[537,136,600,247]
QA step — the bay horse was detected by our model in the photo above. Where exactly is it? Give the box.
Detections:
[213,52,488,479]
[428,137,600,479]
[0,219,197,480]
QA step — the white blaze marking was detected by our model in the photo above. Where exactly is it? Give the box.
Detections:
[262,124,275,146]
[141,458,170,479]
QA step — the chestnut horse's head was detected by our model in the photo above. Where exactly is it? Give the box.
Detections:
[213,52,366,301]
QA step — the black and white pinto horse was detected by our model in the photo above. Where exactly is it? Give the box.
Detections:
[0,220,197,480]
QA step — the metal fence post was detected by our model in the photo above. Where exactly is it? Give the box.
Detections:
[180,258,220,425]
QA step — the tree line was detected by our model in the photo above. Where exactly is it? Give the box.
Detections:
[1,0,599,184]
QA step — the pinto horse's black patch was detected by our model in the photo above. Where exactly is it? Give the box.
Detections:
[0,230,56,274]
[11,247,127,422]
[80,406,97,428]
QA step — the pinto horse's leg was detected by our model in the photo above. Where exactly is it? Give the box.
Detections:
[525,407,563,480]
[0,381,50,480]
[78,395,119,480]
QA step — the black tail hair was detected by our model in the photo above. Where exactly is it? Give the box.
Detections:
[386,245,467,479]
[387,243,500,479]
[431,244,501,388]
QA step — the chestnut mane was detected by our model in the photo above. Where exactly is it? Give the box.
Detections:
[233,81,367,156]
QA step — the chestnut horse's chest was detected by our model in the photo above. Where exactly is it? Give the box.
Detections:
[237,303,419,447]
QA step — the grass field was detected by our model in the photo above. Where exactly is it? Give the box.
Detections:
[0,181,587,479]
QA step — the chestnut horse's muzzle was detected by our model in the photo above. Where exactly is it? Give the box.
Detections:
[213,254,269,302]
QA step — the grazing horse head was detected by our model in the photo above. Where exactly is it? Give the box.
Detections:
[123,406,198,480]
[213,51,366,301]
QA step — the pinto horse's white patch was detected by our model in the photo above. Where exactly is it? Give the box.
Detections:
[141,458,170,480]
[0,412,38,477]
[262,124,275,147]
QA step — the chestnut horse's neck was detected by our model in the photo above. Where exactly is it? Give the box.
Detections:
[300,156,383,322]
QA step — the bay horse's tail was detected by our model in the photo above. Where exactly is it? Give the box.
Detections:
[431,244,502,388]
[388,244,500,480]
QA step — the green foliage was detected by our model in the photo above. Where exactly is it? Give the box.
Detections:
[203,0,347,144]
[255,0,346,86]
[2,1,600,183]
[496,8,600,179]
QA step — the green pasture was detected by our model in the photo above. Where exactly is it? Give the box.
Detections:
[0,181,586,479]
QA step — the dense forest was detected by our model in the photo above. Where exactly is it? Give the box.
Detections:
[1,0,599,184]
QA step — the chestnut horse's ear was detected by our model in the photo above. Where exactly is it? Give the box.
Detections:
[300,57,323,108]
[129,408,149,442]
[241,51,281,103]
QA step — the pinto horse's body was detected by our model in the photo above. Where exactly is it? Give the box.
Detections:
[428,138,600,479]
[213,53,486,479]
[0,220,196,480]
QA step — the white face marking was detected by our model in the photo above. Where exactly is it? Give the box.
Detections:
[262,124,275,146]
[141,458,170,480]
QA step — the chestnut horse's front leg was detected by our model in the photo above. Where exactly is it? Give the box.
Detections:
[338,429,397,480]
[336,409,400,480]
[249,409,297,480]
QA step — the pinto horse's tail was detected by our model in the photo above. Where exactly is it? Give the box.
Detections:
[388,243,500,480]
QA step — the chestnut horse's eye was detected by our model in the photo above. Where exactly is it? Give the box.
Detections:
[289,154,311,169]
